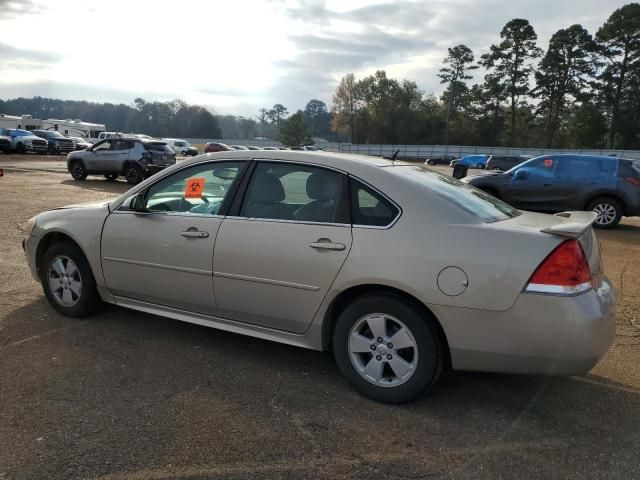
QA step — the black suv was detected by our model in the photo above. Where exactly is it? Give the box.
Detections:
[32,130,75,155]
[485,155,532,171]
[464,154,640,228]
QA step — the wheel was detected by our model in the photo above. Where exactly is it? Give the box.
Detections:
[427,160,436,165]
[476,163,484,169]
[16,143,26,154]
[69,161,87,180]
[124,164,144,184]
[588,197,622,229]
[104,173,119,182]
[41,241,101,317]
[332,293,443,403]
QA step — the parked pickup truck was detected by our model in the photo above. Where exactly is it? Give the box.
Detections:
[0,134,11,153]
[0,128,48,154]
[32,130,76,155]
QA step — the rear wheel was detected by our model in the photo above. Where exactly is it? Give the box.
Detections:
[427,159,436,165]
[588,197,622,229]
[124,164,144,184]
[41,241,101,317]
[69,161,87,180]
[332,294,443,403]
[104,173,119,182]
[476,163,485,169]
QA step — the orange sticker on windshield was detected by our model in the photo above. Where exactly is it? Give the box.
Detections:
[185,178,206,198]
[544,158,553,167]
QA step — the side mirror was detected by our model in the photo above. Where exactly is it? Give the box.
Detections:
[127,193,148,212]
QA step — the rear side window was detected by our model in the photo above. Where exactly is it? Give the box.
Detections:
[350,179,399,227]
[555,156,617,177]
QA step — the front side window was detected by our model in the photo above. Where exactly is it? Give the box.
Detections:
[350,179,399,227]
[241,162,346,223]
[144,161,245,215]
[92,140,112,152]
[508,156,557,178]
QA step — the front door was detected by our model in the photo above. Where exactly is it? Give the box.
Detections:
[213,161,352,333]
[504,156,560,211]
[101,160,247,314]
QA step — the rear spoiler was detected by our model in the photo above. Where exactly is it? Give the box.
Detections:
[540,211,598,238]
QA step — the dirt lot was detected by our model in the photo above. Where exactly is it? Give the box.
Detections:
[1,154,639,480]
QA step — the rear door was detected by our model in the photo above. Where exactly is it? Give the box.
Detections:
[212,160,352,333]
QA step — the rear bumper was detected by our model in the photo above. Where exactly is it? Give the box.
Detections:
[435,277,616,375]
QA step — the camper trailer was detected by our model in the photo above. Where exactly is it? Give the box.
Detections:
[40,119,106,143]
[0,114,42,131]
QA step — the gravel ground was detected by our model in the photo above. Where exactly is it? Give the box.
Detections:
[1,154,639,480]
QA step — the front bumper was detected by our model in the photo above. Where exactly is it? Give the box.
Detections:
[434,277,616,375]
[23,233,41,282]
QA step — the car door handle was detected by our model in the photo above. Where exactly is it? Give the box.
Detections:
[181,230,209,238]
[309,240,346,251]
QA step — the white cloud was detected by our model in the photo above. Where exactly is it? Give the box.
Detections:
[0,0,632,116]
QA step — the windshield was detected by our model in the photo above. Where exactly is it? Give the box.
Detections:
[394,165,520,222]
[45,131,64,138]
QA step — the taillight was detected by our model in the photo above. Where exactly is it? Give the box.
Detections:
[525,239,592,295]
[623,177,640,186]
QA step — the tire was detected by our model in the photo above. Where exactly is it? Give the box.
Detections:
[427,160,436,165]
[41,241,101,317]
[588,197,623,229]
[332,293,443,404]
[476,163,485,169]
[16,143,26,154]
[104,173,119,182]
[124,164,144,184]
[69,160,88,180]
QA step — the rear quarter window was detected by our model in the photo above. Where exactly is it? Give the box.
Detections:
[618,158,640,177]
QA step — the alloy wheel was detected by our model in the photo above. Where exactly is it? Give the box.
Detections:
[126,166,141,184]
[593,202,617,226]
[348,313,418,387]
[47,255,82,307]
[71,162,85,179]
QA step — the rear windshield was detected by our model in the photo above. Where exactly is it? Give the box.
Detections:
[393,165,520,223]
[144,142,172,152]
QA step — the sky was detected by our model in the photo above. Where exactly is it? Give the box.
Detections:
[0,0,631,117]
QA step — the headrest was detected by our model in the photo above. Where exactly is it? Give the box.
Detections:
[306,173,339,200]
[250,173,285,203]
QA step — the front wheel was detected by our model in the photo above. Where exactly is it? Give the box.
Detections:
[124,164,144,184]
[69,160,88,180]
[588,197,622,229]
[41,241,101,317]
[16,143,26,154]
[332,294,443,403]
[427,160,436,165]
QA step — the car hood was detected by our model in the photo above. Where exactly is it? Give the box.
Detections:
[54,198,116,211]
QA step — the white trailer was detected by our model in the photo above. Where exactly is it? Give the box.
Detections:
[0,114,42,131]
[40,119,106,143]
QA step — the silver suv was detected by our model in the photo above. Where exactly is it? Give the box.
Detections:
[66,137,176,184]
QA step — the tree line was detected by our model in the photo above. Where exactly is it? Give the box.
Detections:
[331,3,640,150]
[0,97,222,139]
[1,3,638,148]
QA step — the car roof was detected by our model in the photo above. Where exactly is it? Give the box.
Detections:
[180,149,414,170]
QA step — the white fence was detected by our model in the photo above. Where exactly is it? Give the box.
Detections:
[184,139,640,159]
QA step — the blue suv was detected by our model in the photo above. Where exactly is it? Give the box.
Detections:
[464,154,640,228]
